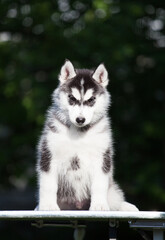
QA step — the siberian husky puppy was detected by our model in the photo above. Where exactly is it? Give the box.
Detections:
[36,60,138,211]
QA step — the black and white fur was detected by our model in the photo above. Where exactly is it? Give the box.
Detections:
[36,60,138,211]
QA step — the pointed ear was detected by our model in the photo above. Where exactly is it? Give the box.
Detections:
[59,60,76,84]
[92,64,109,87]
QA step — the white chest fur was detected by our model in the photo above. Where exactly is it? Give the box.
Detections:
[44,118,111,202]
[48,121,110,163]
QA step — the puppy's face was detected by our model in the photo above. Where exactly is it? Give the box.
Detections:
[58,60,110,127]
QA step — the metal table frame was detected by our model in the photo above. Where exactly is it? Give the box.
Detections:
[0,211,164,240]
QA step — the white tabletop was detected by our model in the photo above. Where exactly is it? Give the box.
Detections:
[0,211,164,221]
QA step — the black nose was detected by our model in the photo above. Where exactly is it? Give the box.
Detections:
[76,117,85,125]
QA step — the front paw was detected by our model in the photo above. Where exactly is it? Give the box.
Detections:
[89,202,109,211]
[39,202,60,211]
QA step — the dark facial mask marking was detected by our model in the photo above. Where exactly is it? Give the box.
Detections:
[83,96,96,107]
[68,94,81,106]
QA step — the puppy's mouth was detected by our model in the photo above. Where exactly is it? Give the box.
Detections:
[74,122,86,128]
[70,117,90,128]
[75,123,91,131]
[72,120,90,129]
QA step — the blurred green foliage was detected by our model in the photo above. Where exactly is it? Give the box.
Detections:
[0,0,165,210]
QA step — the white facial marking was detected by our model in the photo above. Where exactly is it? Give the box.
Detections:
[83,89,94,101]
[80,79,84,97]
[71,88,81,100]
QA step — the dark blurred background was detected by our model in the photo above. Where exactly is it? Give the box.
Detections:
[0,0,165,239]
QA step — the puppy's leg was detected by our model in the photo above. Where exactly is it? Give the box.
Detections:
[89,167,110,211]
[38,170,60,211]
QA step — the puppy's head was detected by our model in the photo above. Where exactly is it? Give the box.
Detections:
[56,60,110,127]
